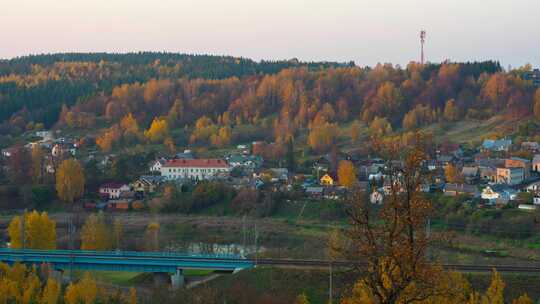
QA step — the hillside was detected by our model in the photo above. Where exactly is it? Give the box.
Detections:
[2,53,537,158]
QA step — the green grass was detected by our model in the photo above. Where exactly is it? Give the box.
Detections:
[81,271,142,286]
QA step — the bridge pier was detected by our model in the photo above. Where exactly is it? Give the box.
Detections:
[171,269,185,289]
[153,272,170,288]
[153,269,184,289]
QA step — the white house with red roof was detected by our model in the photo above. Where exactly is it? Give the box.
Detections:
[160,159,230,181]
[99,182,131,199]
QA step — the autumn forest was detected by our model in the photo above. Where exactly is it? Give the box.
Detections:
[1,53,538,155]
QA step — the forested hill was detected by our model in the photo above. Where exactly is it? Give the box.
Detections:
[0,52,348,127]
[1,53,538,155]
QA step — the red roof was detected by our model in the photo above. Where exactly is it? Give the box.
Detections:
[163,159,229,168]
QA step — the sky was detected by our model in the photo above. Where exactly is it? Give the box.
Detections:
[2,0,539,67]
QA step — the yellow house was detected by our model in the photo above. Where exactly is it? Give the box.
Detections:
[320,174,335,186]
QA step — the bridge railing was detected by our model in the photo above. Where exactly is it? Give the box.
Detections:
[0,248,244,260]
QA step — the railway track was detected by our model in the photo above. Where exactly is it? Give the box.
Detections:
[252,258,540,273]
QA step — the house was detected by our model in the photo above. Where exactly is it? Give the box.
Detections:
[481,186,500,203]
[227,154,263,169]
[305,186,324,199]
[505,157,531,179]
[524,69,540,86]
[444,183,478,197]
[370,190,384,204]
[269,168,289,182]
[132,175,166,195]
[149,158,167,173]
[521,142,540,152]
[496,167,524,185]
[35,130,54,142]
[461,166,479,184]
[99,183,131,200]
[533,155,540,172]
[481,185,517,204]
[160,159,230,181]
[525,180,540,194]
[51,143,76,157]
[320,174,335,186]
[482,139,512,152]
[175,150,195,159]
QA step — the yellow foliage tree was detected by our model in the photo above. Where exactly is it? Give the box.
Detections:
[144,118,169,143]
[64,272,98,304]
[120,113,139,136]
[41,278,61,304]
[31,144,44,184]
[512,294,534,304]
[369,116,392,137]
[7,211,56,249]
[56,159,85,203]
[81,213,111,251]
[128,288,137,304]
[444,163,461,184]
[307,122,338,153]
[294,293,310,304]
[96,125,122,152]
[338,160,357,188]
[210,126,232,148]
[481,269,504,304]
[350,120,362,144]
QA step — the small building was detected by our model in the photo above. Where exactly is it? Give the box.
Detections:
[175,150,195,160]
[496,167,524,185]
[305,186,324,199]
[482,185,517,204]
[99,183,131,200]
[370,190,384,204]
[444,183,478,197]
[51,143,76,158]
[523,69,540,86]
[132,176,166,195]
[149,158,167,173]
[481,186,500,203]
[505,158,531,179]
[320,174,335,186]
[462,166,479,184]
[482,139,512,152]
[521,142,540,152]
[227,154,263,169]
[525,180,540,194]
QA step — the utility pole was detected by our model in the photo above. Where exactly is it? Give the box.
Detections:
[68,215,75,282]
[328,262,333,304]
[20,210,26,249]
[242,215,247,257]
[254,223,259,266]
[420,30,427,65]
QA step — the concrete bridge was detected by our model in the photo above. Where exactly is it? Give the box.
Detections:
[0,248,253,288]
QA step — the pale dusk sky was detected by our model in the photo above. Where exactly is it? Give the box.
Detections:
[2,0,539,67]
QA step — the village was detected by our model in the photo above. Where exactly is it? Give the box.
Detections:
[3,128,540,214]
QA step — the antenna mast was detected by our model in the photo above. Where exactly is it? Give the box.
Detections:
[420,30,426,64]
